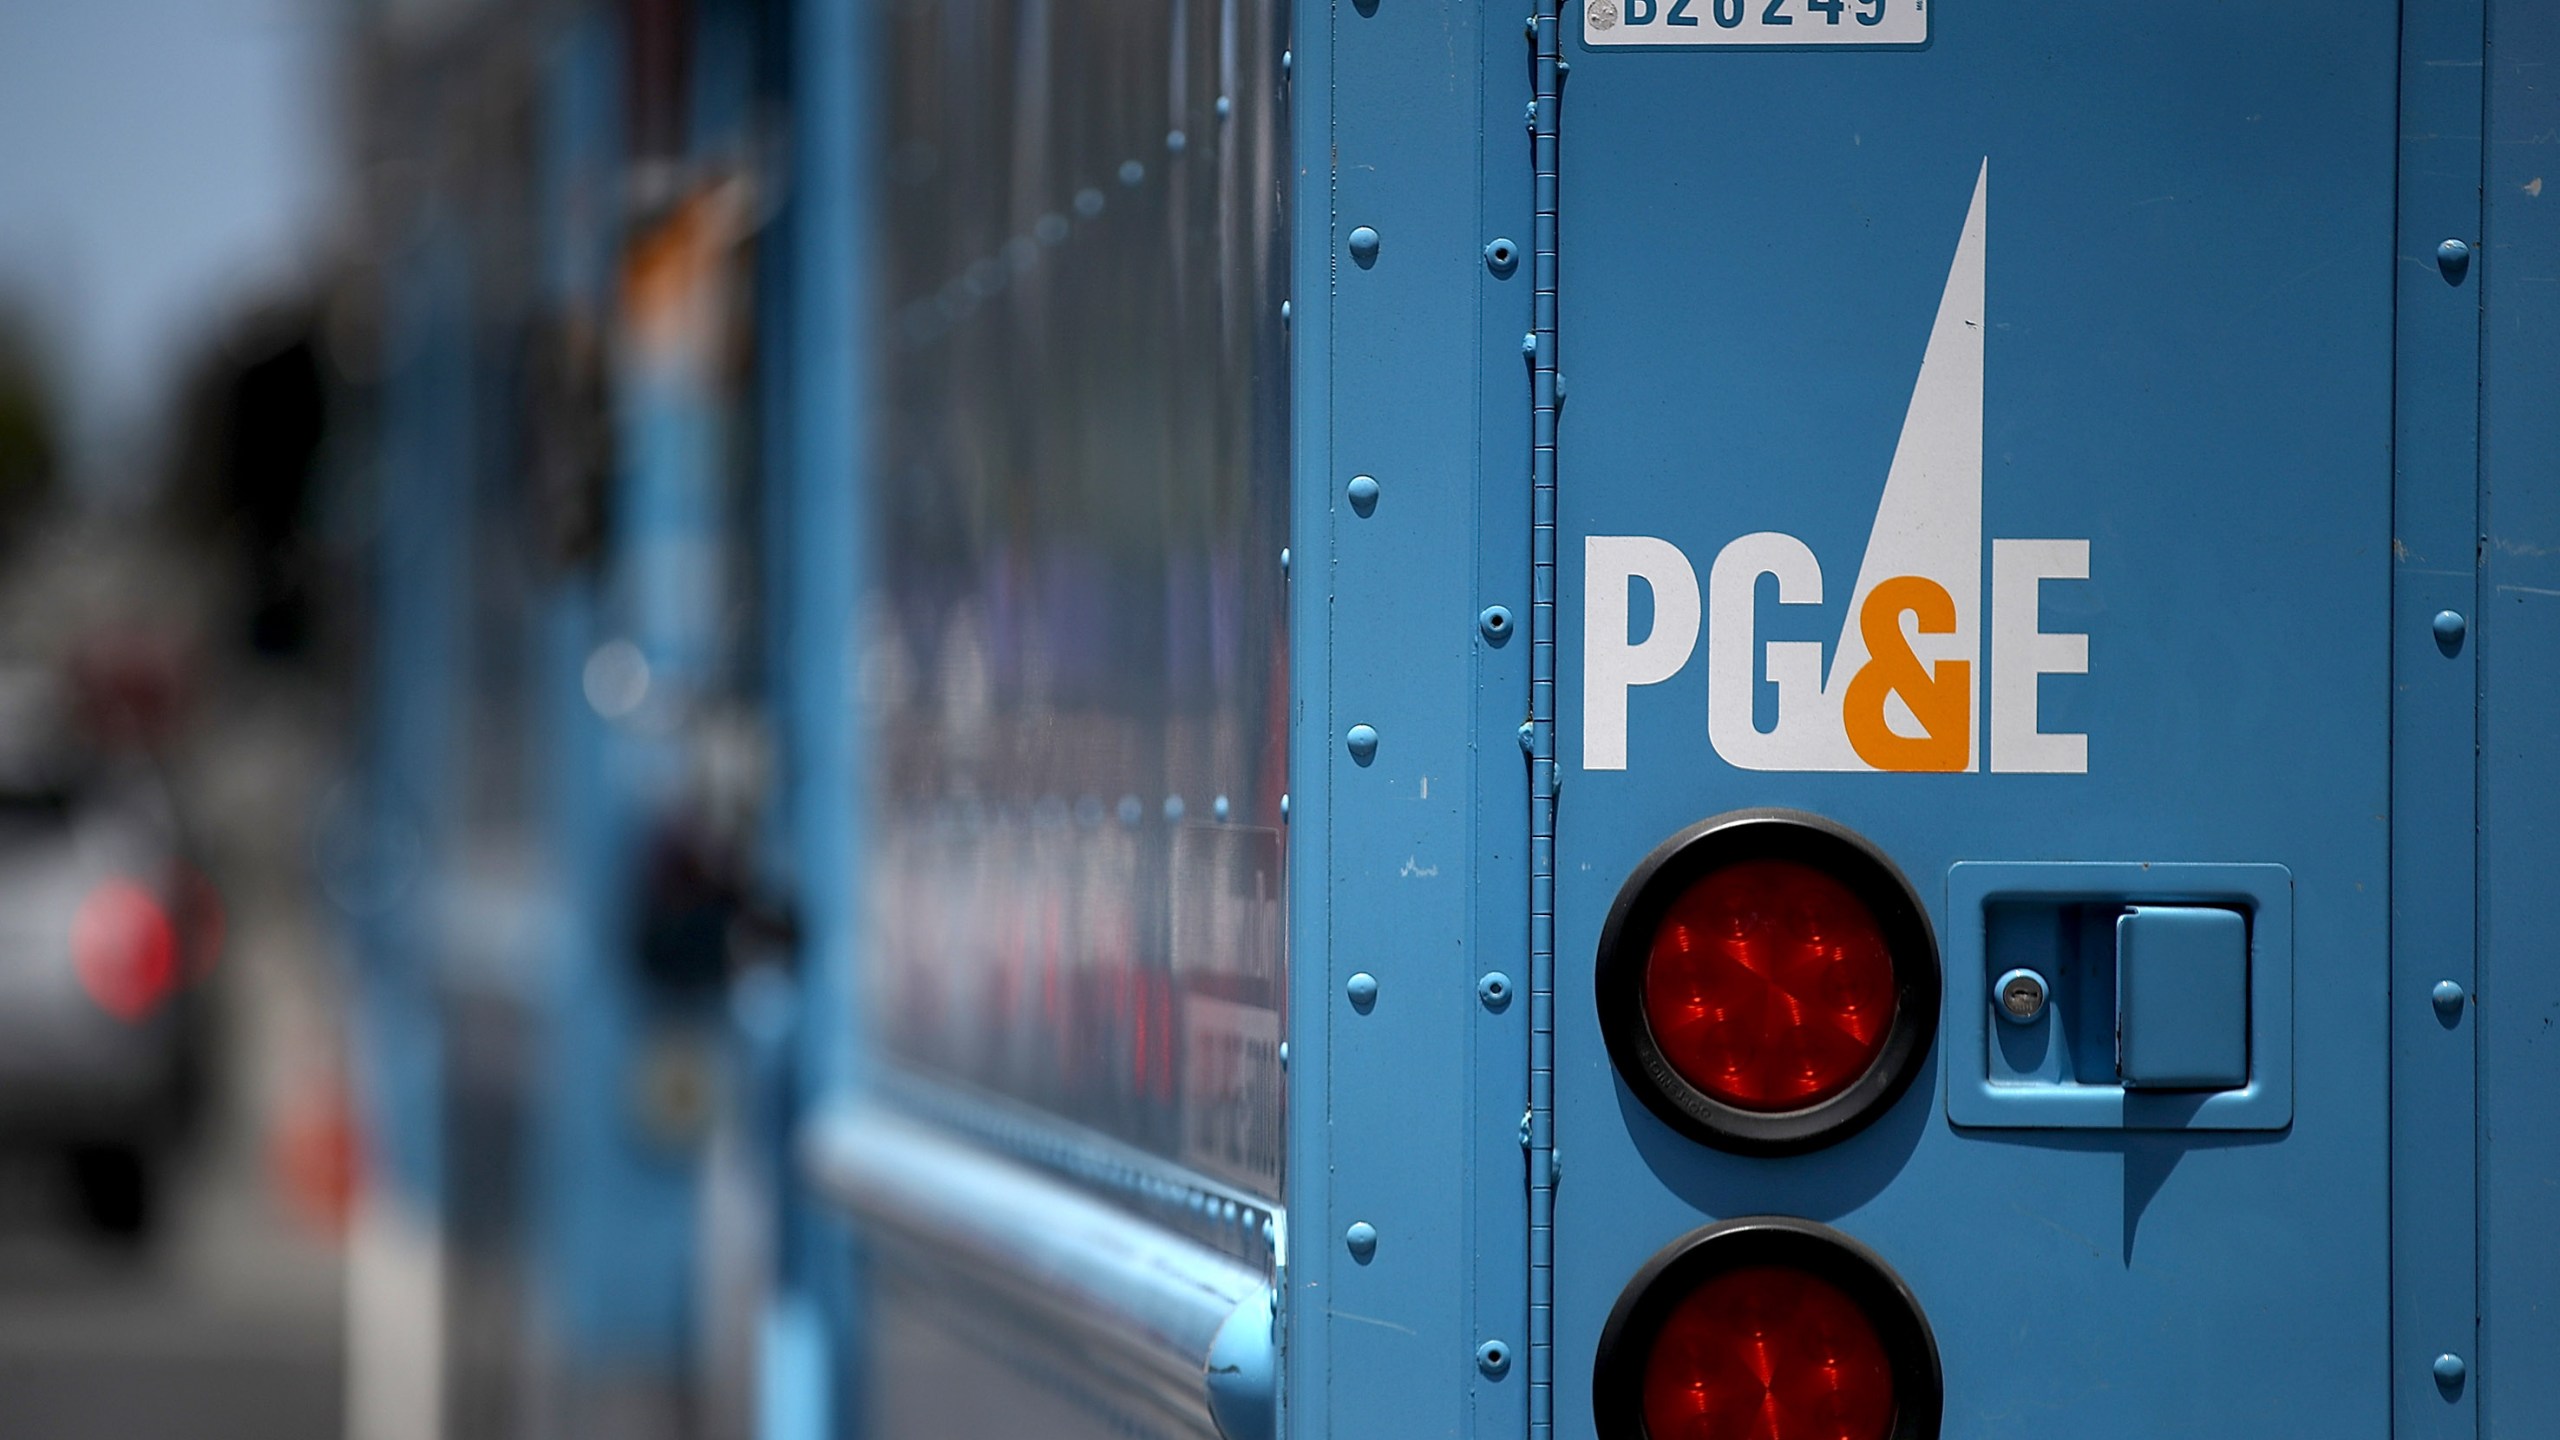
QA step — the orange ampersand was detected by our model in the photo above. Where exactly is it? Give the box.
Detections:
[1843,575,1971,772]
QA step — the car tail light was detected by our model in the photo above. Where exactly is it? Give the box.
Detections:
[1597,1218,1940,1440]
[72,878,180,1023]
[1597,811,1938,1153]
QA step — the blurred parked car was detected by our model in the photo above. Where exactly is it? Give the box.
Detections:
[0,662,216,1241]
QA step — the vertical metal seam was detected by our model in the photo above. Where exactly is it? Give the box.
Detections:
[2467,0,2491,1420]
[1526,1,1561,1438]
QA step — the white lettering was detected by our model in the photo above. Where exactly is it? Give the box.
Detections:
[1706,532,1832,771]
[1582,535,1701,771]
[1989,538,2090,773]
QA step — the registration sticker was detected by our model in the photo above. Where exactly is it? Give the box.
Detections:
[1582,0,1927,48]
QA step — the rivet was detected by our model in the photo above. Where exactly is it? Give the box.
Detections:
[1166,129,1187,153]
[1345,723,1379,763]
[1119,159,1145,186]
[1280,792,1291,819]
[1484,237,1520,275]
[1117,794,1143,827]
[1074,187,1105,218]
[2437,238,2472,284]
[1517,721,1534,753]
[1216,95,1232,118]
[1163,794,1186,822]
[1347,225,1382,267]
[1480,605,1514,642]
[1278,1040,1289,1068]
[1281,299,1291,323]
[1347,474,1381,515]
[1213,794,1231,821]
[2433,1352,2468,1390]
[1345,1221,1378,1260]
[1034,213,1069,245]
[1521,332,1537,357]
[1476,1340,1512,1377]
[1281,49,1293,75]
[2433,609,2467,655]
[1554,372,1568,402]
[1347,972,1379,1010]
[2432,979,2466,1022]
[1280,546,1291,575]
[1478,972,1513,1010]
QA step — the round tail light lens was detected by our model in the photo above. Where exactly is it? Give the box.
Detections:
[1598,1218,1940,1440]
[1643,1265,1895,1440]
[1597,811,1939,1154]
[1644,860,1898,1112]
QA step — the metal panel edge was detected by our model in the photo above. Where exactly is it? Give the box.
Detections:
[2392,0,2486,1432]
[1471,3,1539,1438]
[784,0,870,1435]
[2475,0,2560,1428]
[1282,2,1338,1433]
[1286,0,1497,1434]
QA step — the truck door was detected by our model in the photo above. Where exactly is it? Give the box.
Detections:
[1555,8,2398,1435]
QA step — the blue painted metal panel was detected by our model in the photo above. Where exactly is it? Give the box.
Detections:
[2391,0,2484,1432]
[776,0,867,1430]
[1468,5,1539,1438]
[785,0,865,1111]
[1550,9,2397,1438]
[356,227,475,1215]
[2475,0,2560,1429]
[1287,0,1530,1434]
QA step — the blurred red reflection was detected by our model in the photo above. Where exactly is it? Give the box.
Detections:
[273,1067,360,1238]
[71,878,181,1022]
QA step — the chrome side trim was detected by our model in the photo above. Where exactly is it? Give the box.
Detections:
[802,1101,1277,1440]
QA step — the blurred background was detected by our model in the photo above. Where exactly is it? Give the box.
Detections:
[0,0,1292,1433]
[0,1,350,1436]
[0,1,777,1436]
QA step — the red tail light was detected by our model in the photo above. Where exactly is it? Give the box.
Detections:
[1644,860,1898,1112]
[72,878,180,1022]
[1598,812,1938,1153]
[1598,1218,1940,1440]
[1642,1265,1896,1440]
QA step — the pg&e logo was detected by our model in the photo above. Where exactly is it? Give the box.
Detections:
[1582,163,2092,778]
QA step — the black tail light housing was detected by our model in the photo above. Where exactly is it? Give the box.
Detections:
[1595,1216,1942,1440]
[1595,810,1940,1155]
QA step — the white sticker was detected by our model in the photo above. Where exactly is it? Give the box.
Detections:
[1583,0,1928,47]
